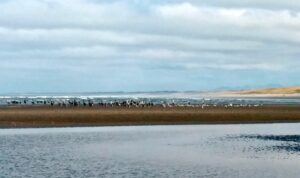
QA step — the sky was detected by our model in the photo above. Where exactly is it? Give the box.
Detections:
[0,0,300,93]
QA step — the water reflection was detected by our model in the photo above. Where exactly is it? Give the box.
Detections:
[242,135,300,143]
[1,124,300,177]
[233,135,300,153]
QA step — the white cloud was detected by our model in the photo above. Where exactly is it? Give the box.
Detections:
[0,0,299,91]
[155,3,300,30]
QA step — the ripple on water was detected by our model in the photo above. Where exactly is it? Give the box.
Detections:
[1,125,300,177]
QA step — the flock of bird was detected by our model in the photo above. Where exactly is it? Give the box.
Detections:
[5,98,263,108]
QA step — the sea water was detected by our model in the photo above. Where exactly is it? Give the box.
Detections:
[1,124,300,177]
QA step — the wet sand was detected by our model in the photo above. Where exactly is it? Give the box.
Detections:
[0,105,300,128]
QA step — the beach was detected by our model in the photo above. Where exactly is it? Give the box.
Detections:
[0,105,300,128]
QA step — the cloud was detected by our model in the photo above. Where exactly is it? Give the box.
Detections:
[0,0,299,92]
[183,63,284,71]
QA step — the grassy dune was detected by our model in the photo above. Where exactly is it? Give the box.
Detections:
[0,106,300,128]
[239,86,300,95]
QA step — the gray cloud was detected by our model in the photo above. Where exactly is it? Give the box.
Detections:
[0,0,299,92]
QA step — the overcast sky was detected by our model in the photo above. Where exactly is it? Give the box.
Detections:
[0,0,300,93]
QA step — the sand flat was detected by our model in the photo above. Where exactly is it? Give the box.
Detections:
[0,105,300,128]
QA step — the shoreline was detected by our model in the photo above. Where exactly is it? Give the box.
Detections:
[2,120,300,129]
[1,105,300,128]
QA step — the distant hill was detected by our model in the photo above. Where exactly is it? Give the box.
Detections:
[238,86,300,95]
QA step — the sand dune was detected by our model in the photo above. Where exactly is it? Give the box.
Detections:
[238,86,300,95]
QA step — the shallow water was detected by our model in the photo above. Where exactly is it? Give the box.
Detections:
[1,124,300,178]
